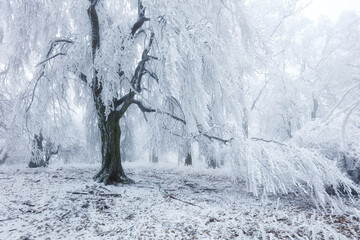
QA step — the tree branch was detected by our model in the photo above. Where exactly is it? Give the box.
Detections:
[114,91,134,108]
[201,132,233,145]
[131,17,150,36]
[132,100,156,113]
[251,78,269,111]
[26,72,44,112]
[131,100,186,124]
[324,81,360,122]
[131,32,157,92]
[36,53,66,67]
[131,0,150,36]
[46,39,74,58]
[79,72,88,84]
[116,93,135,117]
[143,69,159,83]
[250,137,287,146]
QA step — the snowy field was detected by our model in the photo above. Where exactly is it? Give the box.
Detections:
[0,163,359,240]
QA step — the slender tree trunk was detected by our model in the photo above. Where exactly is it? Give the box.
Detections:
[311,97,318,120]
[150,148,158,163]
[0,148,8,164]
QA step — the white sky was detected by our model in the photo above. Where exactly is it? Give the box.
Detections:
[303,0,360,21]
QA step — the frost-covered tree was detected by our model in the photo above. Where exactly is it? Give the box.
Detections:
[83,0,239,183]
[1,0,240,183]
[1,0,359,207]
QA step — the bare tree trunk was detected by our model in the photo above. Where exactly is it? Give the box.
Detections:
[44,141,59,165]
[0,148,8,164]
[88,0,154,184]
[311,97,318,120]
[29,133,46,168]
[185,153,192,166]
[88,1,132,184]
[94,111,133,184]
[150,149,158,163]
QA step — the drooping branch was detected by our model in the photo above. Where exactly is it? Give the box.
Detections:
[132,100,156,113]
[143,69,159,83]
[36,53,66,67]
[46,39,74,58]
[132,99,232,145]
[26,72,45,112]
[37,39,74,67]
[132,99,186,124]
[161,125,234,146]
[250,137,287,146]
[27,38,74,111]
[201,132,233,145]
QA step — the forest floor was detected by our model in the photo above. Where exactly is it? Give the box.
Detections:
[0,162,359,240]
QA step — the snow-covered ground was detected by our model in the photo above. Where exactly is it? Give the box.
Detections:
[0,163,359,239]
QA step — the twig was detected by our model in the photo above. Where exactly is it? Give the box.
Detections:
[98,193,122,197]
[158,183,202,208]
[166,193,201,208]
[69,191,89,195]
[0,217,17,222]
[60,210,71,220]
[68,191,121,197]
[99,186,110,192]
[120,225,134,233]
[23,201,35,207]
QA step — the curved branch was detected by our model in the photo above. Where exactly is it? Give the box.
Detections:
[36,53,66,67]
[201,133,233,145]
[26,72,44,112]
[46,39,74,58]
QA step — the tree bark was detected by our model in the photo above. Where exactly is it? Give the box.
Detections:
[185,153,192,166]
[29,133,46,168]
[87,1,133,184]
[311,97,318,120]
[94,111,133,184]
[0,148,8,164]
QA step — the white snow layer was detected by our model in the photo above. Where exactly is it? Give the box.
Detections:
[0,162,359,239]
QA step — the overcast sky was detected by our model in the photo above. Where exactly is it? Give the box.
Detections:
[303,0,360,20]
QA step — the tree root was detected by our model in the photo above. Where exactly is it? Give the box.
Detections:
[94,169,134,185]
